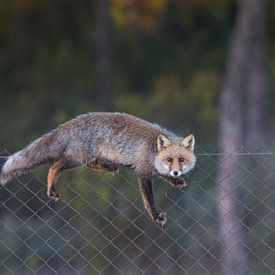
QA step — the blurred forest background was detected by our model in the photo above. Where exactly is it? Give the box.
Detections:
[0,0,274,149]
[0,0,275,274]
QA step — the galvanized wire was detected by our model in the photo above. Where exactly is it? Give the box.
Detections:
[0,149,274,274]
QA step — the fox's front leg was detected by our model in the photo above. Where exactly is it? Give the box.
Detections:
[160,175,187,189]
[138,176,167,225]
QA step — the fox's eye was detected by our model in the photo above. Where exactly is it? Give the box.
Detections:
[179,157,185,163]
[167,157,173,163]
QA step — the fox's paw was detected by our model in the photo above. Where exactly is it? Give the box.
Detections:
[100,162,119,175]
[155,212,167,226]
[106,163,119,175]
[173,178,187,189]
[47,190,60,202]
[176,181,187,189]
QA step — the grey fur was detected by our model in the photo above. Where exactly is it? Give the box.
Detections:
[1,129,65,184]
[0,112,193,184]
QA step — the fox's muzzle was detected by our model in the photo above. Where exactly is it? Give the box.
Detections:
[169,170,182,177]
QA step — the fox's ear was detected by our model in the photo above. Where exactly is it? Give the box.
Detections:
[157,134,172,151]
[181,135,195,151]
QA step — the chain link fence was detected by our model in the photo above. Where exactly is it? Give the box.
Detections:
[0,148,274,274]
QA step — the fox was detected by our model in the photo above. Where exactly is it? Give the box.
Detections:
[0,112,196,225]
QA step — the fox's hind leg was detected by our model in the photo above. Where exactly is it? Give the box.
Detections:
[47,158,80,201]
[86,159,119,175]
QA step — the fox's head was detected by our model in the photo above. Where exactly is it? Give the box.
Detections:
[154,134,196,178]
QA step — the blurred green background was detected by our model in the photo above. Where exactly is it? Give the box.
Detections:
[0,1,275,274]
[0,0,275,152]
[1,0,274,150]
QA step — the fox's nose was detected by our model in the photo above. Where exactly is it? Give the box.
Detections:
[173,171,179,176]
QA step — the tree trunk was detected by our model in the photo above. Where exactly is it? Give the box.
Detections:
[217,0,254,274]
[94,0,113,111]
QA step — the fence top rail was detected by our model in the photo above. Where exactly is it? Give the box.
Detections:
[195,146,274,156]
[196,152,274,156]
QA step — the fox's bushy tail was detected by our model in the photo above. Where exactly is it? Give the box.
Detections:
[1,129,66,185]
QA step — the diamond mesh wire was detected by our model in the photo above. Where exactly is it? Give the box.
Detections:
[0,149,274,274]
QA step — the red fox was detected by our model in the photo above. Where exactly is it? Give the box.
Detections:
[1,112,196,225]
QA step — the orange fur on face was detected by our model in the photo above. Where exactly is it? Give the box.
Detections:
[154,137,196,178]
